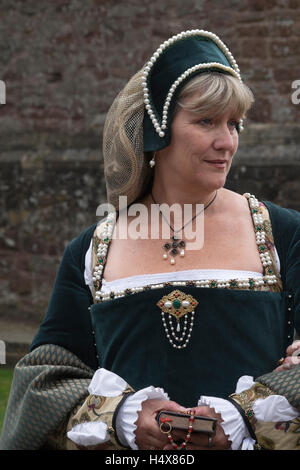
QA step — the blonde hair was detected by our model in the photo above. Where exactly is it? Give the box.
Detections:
[176,72,254,120]
[102,67,149,209]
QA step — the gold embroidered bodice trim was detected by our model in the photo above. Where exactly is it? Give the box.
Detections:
[91,193,282,303]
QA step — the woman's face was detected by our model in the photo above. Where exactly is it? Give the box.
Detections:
[157,100,239,193]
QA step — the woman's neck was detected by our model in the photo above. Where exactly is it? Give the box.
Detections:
[148,179,222,213]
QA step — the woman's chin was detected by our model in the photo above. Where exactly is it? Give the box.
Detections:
[192,174,227,191]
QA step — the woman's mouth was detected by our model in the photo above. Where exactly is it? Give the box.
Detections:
[204,160,227,168]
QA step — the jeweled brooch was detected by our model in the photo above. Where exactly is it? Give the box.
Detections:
[157,290,198,349]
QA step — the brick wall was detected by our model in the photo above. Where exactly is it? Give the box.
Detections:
[0,0,299,338]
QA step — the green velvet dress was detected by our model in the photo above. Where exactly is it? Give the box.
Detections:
[31,198,300,407]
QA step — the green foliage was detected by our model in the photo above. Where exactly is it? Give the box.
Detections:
[0,368,14,435]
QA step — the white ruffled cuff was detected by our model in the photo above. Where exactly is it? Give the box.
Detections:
[66,421,109,447]
[116,386,169,450]
[198,395,255,450]
[67,369,299,450]
[235,376,299,422]
[67,368,169,449]
[67,368,129,447]
[253,396,299,421]
[199,375,299,451]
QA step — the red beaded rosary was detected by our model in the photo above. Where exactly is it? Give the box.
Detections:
[159,411,195,450]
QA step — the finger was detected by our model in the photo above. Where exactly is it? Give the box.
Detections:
[149,427,170,446]
[170,429,218,449]
[138,426,170,450]
[163,439,226,451]
[274,356,300,372]
[163,444,176,450]
[142,436,169,450]
[187,434,230,451]
[191,405,211,415]
[170,430,188,441]
[157,400,188,414]
[191,405,216,418]
[286,340,300,357]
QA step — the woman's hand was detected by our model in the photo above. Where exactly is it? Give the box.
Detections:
[134,399,188,450]
[163,406,231,451]
[274,340,300,372]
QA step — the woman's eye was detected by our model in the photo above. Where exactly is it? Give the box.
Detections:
[199,119,213,126]
[228,120,239,129]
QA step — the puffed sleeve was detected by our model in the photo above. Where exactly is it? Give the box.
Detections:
[30,224,98,370]
[265,201,300,336]
[0,224,134,450]
[228,366,300,450]
[227,202,300,450]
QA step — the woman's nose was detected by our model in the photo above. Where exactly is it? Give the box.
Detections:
[213,126,236,152]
